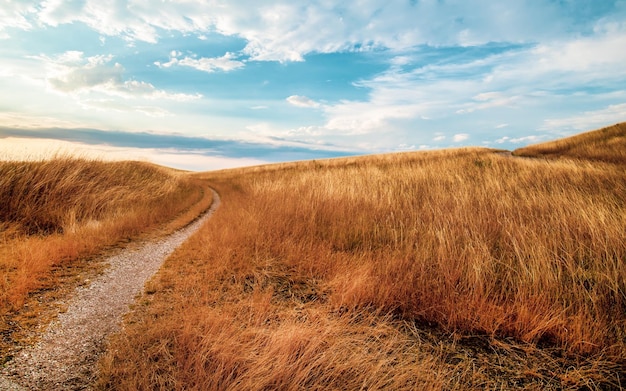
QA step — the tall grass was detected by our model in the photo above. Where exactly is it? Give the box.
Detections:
[0,157,210,320]
[99,145,625,389]
[513,122,626,164]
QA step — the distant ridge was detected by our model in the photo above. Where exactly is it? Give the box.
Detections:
[513,122,626,164]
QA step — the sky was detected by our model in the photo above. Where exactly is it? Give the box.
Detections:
[1,0,625,171]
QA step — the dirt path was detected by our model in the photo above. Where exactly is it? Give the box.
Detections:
[0,189,220,390]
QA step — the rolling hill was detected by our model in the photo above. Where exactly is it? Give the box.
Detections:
[97,123,626,390]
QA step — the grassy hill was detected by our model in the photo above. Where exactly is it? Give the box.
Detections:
[513,122,626,164]
[97,126,625,390]
[0,158,212,355]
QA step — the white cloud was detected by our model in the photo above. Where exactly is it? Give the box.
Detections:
[44,53,123,93]
[155,52,245,73]
[17,0,623,63]
[0,1,35,38]
[488,22,626,87]
[456,92,520,114]
[541,103,626,131]
[495,136,509,144]
[2,0,622,82]
[531,25,626,74]
[323,100,424,134]
[396,143,416,151]
[286,95,320,108]
[474,92,502,102]
[0,111,88,129]
[288,125,322,137]
[311,19,626,138]
[453,133,470,142]
[38,0,160,42]
[495,135,544,144]
[79,99,171,117]
[37,51,201,101]
[0,137,267,171]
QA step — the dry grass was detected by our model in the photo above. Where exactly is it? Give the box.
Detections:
[513,122,626,164]
[0,157,211,354]
[99,138,625,389]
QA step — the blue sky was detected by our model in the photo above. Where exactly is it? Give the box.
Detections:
[1,1,625,170]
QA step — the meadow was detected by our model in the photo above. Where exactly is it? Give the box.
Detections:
[513,122,626,164]
[0,157,211,354]
[97,123,625,390]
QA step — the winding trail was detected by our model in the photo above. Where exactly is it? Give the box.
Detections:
[0,189,220,390]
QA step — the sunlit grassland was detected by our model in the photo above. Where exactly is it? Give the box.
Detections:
[0,157,212,350]
[99,140,626,389]
[514,122,626,164]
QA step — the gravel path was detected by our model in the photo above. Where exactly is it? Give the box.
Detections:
[0,189,220,390]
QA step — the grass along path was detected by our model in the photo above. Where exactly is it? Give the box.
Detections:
[0,189,220,390]
[99,147,625,390]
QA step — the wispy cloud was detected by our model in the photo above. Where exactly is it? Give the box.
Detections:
[286,95,321,108]
[155,51,245,73]
[0,136,268,171]
[0,126,356,165]
[312,20,626,144]
[37,0,161,42]
[24,1,626,62]
[456,92,520,114]
[79,99,172,117]
[541,103,626,132]
[36,51,201,101]
[0,1,34,38]
[453,133,470,142]
[495,135,544,144]
[0,111,87,130]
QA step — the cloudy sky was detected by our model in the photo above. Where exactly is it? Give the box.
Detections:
[1,0,625,170]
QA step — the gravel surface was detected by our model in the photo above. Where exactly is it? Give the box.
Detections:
[0,189,220,390]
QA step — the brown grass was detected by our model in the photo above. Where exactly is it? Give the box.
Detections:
[99,141,625,389]
[0,157,211,353]
[513,122,626,164]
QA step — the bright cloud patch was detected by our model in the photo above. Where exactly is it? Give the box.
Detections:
[542,103,626,131]
[286,95,320,108]
[18,1,615,62]
[39,51,201,101]
[0,1,35,38]
[453,133,470,142]
[155,52,245,73]
[0,137,267,171]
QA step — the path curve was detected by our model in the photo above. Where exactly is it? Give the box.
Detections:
[1,189,220,390]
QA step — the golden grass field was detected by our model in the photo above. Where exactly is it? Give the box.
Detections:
[514,122,626,164]
[1,122,625,389]
[96,123,624,389]
[0,158,212,354]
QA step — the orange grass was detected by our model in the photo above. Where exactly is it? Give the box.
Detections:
[0,157,210,317]
[513,122,626,164]
[99,140,625,389]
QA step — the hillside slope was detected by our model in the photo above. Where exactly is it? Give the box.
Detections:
[0,158,211,359]
[100,142,625,390]
[513,122,626,164]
